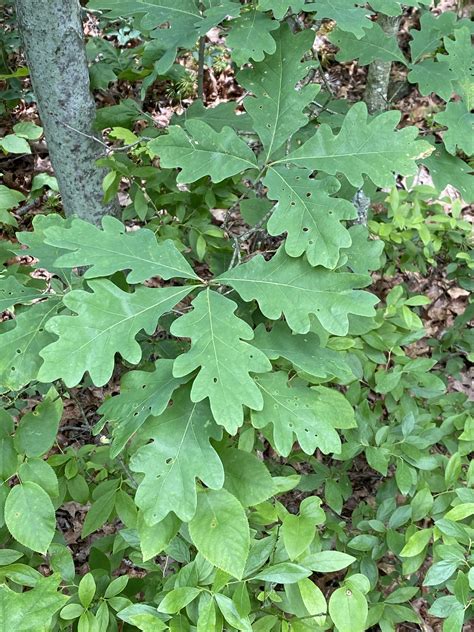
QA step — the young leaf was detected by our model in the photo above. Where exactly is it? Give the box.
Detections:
[148,120,258,184]
[218,246,378,335]
[239,24,319,160]
[5,482,56,554]
[171,289,271,433]
[264,167,355,268]
[97,360,186,457]
[227,9,279,66]
[43,216,199,282]
[329,23,406,65]
[38,280,192,387]
[131,388,224,524]
[281,103,433,188]
[303,551,356,572]
[189,488,250,579]
[251,372,344,456]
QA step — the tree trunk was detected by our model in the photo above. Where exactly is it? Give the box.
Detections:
[15,0,119,224]
[363,14,401,114]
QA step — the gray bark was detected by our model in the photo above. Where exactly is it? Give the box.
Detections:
[363,14,401,115]
[15,0,119,223]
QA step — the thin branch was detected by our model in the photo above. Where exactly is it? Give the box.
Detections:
[197,35,206,100]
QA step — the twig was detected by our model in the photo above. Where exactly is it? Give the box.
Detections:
[197,35,206,100]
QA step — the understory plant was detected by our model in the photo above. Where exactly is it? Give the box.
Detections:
[0,1,473,631]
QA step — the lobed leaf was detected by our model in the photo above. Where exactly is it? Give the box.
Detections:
[171,289,271,433]
[42,215,199,282]
[281,102,434,188]
[148,120,258,183]
[218,246,378,336]
[131,387,224,524]
[38,280,192,387]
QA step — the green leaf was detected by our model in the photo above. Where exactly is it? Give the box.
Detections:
[158,587,202,614]
[13,121,43,140]
[172,99,252,133]
[0,134,31,154]
[409,10,467,61]
[282,513,316,560]
[18,459,59,498]
[434,101,474,156]
[15,387,63,458]
[252,562,311,583]
[117,604,166,631]
[407,60,454,102]
[364,0,432,14]
[137,511,180,562]
[298,577,327,616]
[253,322,354,381]
[38,280,192,387]
[344,225,384,275]
[423,145,474,204]
[97,359,186,457]
[423,560,459,586]
[239,24,319,160]
[251,372,345,456]
[264,167,355,268]
[258,0,305,20]
[329,586,368,632]
[43,216,199,282]
[304,0,374,38]
[282,103,432,188]
[189,489,250,579]
[303,550,356,572]
[437,27,473,109]
[0,185,25,211]
[400,528,432,557]
[0,575,67,631]
[329,23,406,66]
[148,120,258,183]
[0,549,23,565]
[218,246,378,335]
[79,573,96,609]
[18,214,72,277]
[131,388,224,524]
[171,289,270,433]
[220,448,275,506]
[5,482,56,553]
[82,487,117,537]
[227,9,279,67]
[214,594,252,632]
[0,298,60,391]
[0,276,45,312]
